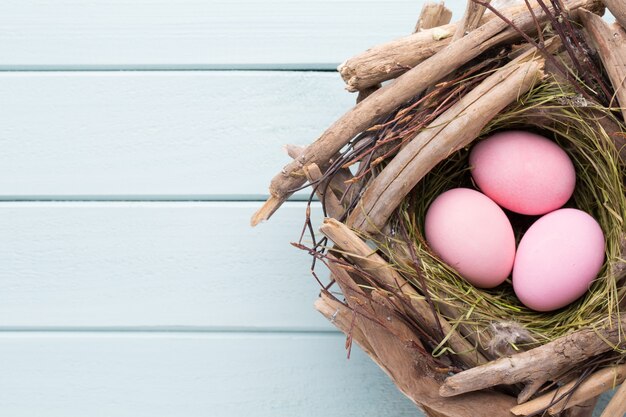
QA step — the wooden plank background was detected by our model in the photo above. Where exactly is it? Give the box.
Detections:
[0,332,416,417]
[0,0,616,415]
[0,0,428,415]
[0,0,465,69]
[0,202,330,330]
[0,72,353,199]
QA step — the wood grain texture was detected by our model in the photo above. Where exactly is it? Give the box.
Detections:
[0,0,465,70]
[602,0,626,30]
[0,332,417,417]
[511,364,626,415]
[580,10,626,121]
[0,71,353,199]
[0,201,333,330]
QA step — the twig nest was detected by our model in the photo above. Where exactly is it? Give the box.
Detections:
[256,1,626,415]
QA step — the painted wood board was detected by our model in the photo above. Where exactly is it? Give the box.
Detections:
[0,332,419,417]
[0,71,353,199]
[0,201,334,330]
[0,0,466,70]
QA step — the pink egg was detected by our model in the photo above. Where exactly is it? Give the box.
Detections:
[513,209,605,312]
[469,131,576,215]
[425,188,516,288]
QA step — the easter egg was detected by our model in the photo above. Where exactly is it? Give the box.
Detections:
[425,188,516,288]
[513,208,605,311]
[469,130,576,215]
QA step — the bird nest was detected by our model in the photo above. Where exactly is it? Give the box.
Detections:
[252,1,626,416]
[401,81,625,347]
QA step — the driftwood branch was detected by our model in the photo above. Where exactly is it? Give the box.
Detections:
[602,0,626,30]
[356,84,381,104]
[283,144,306,160]
[314,291,378,360]
[452,0,491,41]
[348,50,546,233]
[517,379,546,404]
[337,0,602,92]
[285,145,355,209]
[302,164,344,219]
[415,1,453,32]
[251,0,603,226]
[315,265,517,417]
[440,317,626,398]
[548,388,603,416]
[319,217,488,367]
[338,23,455,93]
[580,9,626,121]
[510,363,626,415]
[564,398,599,417]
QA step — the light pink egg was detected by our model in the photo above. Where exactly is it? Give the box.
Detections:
[425,188,516,288]
[470,131,576,215]
[513,209,605,312]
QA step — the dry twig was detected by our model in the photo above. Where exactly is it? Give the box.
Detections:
[510,363,626,415]
[453,0,492,40]
[580,9,626,119]
[415,1,453,32]
[440,320,626,398]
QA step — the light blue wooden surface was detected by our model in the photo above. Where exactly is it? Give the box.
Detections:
[0,0,424,415]
[0,72,354,199]
[0,202,331,330]
[0,332,418,417]
[0,1,619,415]
[0,0,465,70]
